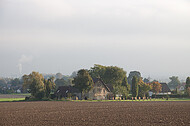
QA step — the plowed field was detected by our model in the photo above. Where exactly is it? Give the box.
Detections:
[0,101,190,126]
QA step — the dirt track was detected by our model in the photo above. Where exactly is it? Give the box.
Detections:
[0,101,190,126]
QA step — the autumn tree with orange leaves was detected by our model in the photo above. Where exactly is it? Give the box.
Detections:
[150,81,162,97]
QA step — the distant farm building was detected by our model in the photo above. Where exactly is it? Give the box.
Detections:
[159,83,171,95]
[149,83,171,96]
[55,78,113,100]
[177,83,186,92]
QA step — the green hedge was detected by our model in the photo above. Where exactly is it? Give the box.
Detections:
[152,94,187,98]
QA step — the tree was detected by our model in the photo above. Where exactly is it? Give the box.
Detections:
[103,66,126,85]
[0,78,6,87]
[186,87,190,97]
[89,64,126,85]
[112,84,128,100]
[185,77,190,95]
[185,77,190,90]
[62,75,70,81]
[168,76,181,90]
[150,81,162,97]
[89,64,106,79]
[138,80,152,97]
[67,78,74,86]
[119,86,128,99]
[23,71,45,99]
[72,69,94,99]
[143,78,150,83]
[70,71,77,78]
[55,73,63,79]
[55,78,68,87]
[44,76,55,98]
[127,71,141,88]
[121,77,130,96]
[11,78,21,86]
[121,77,128,87]
[132,76,138,97]
[112,85,119,99]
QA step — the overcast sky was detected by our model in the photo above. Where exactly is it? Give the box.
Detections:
[0,0,190,81]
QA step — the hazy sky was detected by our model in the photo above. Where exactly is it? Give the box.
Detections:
[0,0,190,81]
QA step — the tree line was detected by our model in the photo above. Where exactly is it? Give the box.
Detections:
[22,72,55,99]
[1,64,190,100]
[73,64,162,99]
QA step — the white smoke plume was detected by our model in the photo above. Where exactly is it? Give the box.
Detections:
[18,55,33,75]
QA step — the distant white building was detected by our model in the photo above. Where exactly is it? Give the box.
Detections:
[16,89,21,93]
[148,91,153,97]
[177,83,186,92]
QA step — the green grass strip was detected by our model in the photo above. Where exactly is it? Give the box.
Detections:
[71,98,190,102]
[0,98,25,102]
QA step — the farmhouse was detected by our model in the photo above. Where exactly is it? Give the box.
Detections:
[55,85,80,99]
[177,83,186,92]
[149,83,171,96]
[55,78,112,100]
[84,78,112,100]
[159,83,171,95]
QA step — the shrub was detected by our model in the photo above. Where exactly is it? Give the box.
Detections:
[187,87,190,97]
[25,96,30,101]
[34,91,45,100]
[152,94,187,98]
[166,94,170,100]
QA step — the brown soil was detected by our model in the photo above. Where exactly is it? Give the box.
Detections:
[0,101,190,126]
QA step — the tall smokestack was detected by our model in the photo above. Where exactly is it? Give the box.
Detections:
[18,63,22,75]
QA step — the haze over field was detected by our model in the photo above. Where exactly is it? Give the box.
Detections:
[0,0,190,81]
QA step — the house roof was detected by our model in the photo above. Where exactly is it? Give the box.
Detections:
[55,85,80,97]
[177,83,186,89]
[92,78,111,92]
[106,84,114,92]
[160,83,171,93]
[55,78,111,96]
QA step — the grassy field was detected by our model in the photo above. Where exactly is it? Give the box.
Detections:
[0,93,189,102]
[8,93,31,96]
[147,98,190,101]
[1,97,190,102]
[0,98,25,102]
[72,98,190,102]
[0,93,30,102]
